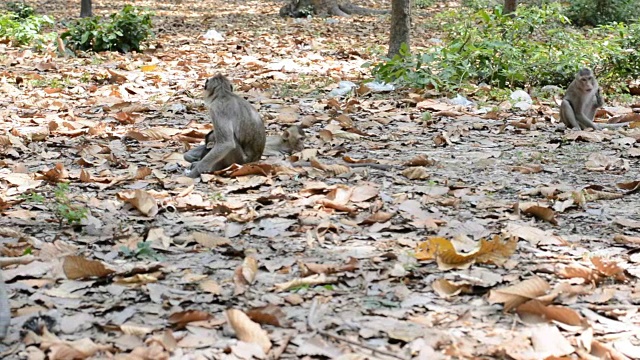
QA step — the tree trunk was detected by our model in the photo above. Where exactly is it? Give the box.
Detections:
[387,0,411,58]
[80,0,92,18]
[504,0,517,14]
[279,0,388,17]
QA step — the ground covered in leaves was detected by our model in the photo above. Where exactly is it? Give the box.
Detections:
[1,0,640,359]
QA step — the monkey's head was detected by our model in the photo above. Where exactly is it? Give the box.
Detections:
[283,125,306,152]
[576,68,596,92]
[204,74,233,103]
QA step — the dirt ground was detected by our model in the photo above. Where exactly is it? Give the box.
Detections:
[1,0,639,359]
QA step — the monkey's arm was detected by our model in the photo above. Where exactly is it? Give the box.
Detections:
[0,271,10,340]
[559,100,583,130]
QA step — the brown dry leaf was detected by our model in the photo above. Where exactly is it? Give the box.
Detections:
[591,257,628,282]
[299,257,359,276]
[557,263,601,284]
[529,324,575,358]
[415,235,516,270]
[225,309,272,353]
[191,232,231,248]
[274,273,337,292]
[401,166,430,179]
[199,279,222,295]
[590,339,632,360]
[404,154,436,167]
[511,164,543,174]
[38,327,113,359]
[168,310,212,329]
[246,304,290,328]
[146,329,178,352]
[62,255,115,280]
[516,300,585,326]
[349,185,379,203]
[519,203,558,225]
[241,256,258,284]
[616,180,640,194]
[229,163,273,177]
[613,218,640,229]
[127,189,159,217]
[360,211,394,224]
[584,188,624,201]
[432,278,471,298]
[488,276,550,312]
[613,234,640,245]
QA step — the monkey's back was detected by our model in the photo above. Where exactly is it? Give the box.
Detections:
[210,93,266,162]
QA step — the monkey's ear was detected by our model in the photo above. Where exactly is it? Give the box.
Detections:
[282,130,291,140]
[204,78,210,90]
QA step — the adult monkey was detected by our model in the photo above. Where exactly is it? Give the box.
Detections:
[185,125,306,162]
[187,74,266,178]
[560,68,628,130]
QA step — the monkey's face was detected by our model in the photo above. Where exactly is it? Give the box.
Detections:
[579,76,594,92]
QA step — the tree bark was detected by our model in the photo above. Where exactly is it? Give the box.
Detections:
[504,0,517,14]
[387,0,411,58]
[80,0,92,18]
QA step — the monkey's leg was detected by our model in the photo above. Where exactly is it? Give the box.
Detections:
[560,100,582,130]
[0,271,9,340]
[184,145,210,163]
[188,143,238,178]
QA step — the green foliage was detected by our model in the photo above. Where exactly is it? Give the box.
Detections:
[61,5,153,53]
[6,2,35,19]
[565,0,640,27]
[369,4,640,93]
[120,241,162,261]
[0,10,54,46]
[415,0,436,9]
[21,183,88,227]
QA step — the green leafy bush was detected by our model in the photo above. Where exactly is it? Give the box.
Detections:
[565,0,640,26]
[0,10,54,46]
[6,2,35,19]
[61,5,153,53]
[369,4,640,93]
[20,183,88,227]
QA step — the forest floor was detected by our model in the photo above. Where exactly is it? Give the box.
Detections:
[1,0,640,359]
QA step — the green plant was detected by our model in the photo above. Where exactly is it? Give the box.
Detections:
[368,4,640,94]
[120,241,162,261]
[565,0,640,26]
[0,11,54,46]
[415,0,436,9]
[21,183,88,227]
[6,2,35,19]
[61,5,153,53]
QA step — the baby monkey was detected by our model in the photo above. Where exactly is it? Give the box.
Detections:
[185,125,307,163]
[186,74,266,178]
[560,68,627,130]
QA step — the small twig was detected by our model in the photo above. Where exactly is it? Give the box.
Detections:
[317,330,408,360]
[0,255,36,268]
[269,331,293,360]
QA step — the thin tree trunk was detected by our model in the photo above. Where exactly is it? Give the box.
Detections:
[80,0,92,18]
[504,0,517,14]
[387,0,411,58]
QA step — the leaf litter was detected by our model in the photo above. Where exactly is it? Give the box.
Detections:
[0,0,640,359]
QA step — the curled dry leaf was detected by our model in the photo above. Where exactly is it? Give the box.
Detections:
[402,166,430,180]
[126,189,159,217]
[168,310,212,329]
[517,202,558,225]
[616,180,640,194]
[432,278,471,298]
[62,255,115,280]
[415,235,516,270]
[299,257,359,276]
[516,300,585,327]
[591,257,628,282]
[404,154,436,167]
[488,276,550,312]
[225,309,272,353]
[246,304,290,328]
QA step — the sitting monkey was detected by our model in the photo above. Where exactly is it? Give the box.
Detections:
[186,75,266,178]
[560,68,628,130]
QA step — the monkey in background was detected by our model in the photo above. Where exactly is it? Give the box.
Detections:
[0,271,9,340]
[560,68,628,130]
[186,75,266,178]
